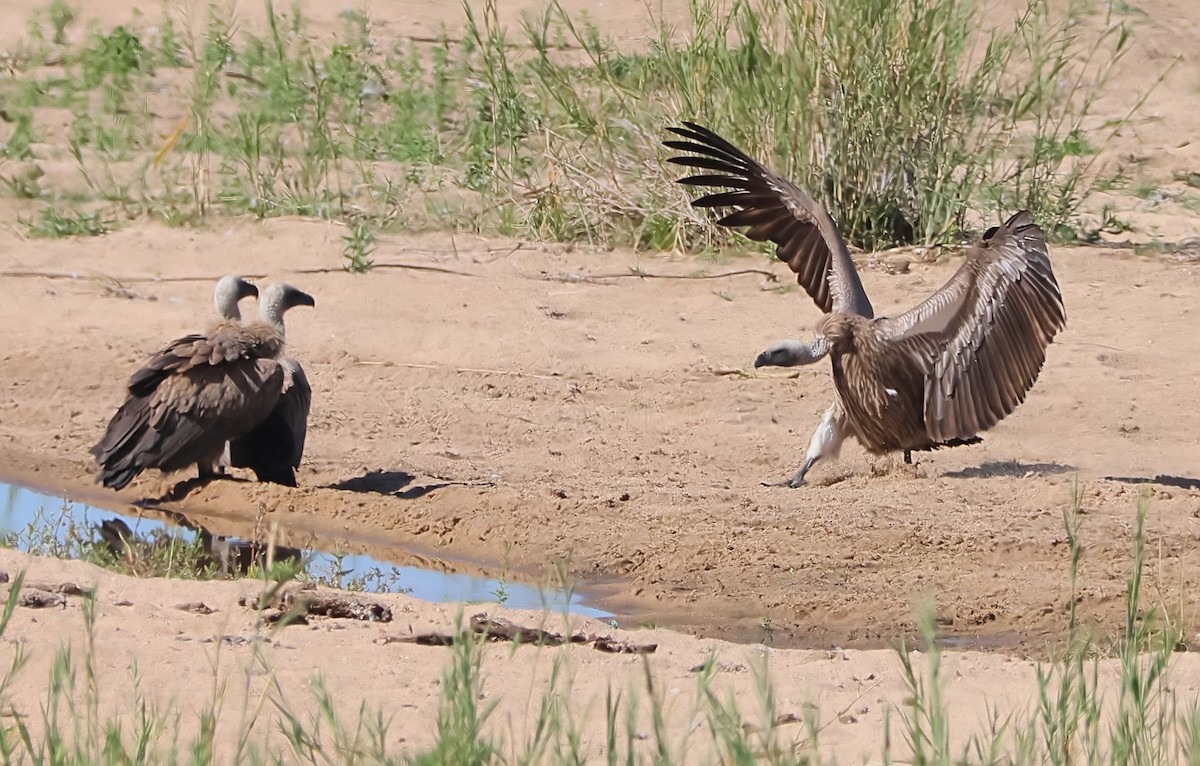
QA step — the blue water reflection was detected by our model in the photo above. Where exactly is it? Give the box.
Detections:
[0,481,612,619]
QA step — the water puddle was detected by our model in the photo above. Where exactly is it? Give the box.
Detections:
[0,481,614,620]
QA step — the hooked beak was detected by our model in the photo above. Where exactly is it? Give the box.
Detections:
[753,338,829,369]
[289,289,316,309]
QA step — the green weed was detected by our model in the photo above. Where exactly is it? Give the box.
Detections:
[0,490,1198,762]
[0,0,1160,260]
[342,219,377,273]
[0,112,37,160]
[21,206,112,237]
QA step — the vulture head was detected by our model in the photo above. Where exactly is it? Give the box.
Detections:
[259,282,316,328]
[214,275,259,321]
[754,337,831,368]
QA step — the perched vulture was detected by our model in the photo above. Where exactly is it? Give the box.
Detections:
[166,275,313,486]
[227,287,313,487]
[96,274,258,481]
[664,121,1066,486]
[90,282,316,490]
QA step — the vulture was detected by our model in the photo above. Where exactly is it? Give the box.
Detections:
[90,282,316,490]
[158,274,312,487]
[664,121,1066,487]
[227,300,312,487]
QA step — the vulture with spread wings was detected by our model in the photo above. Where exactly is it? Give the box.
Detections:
[664,122,1066,486]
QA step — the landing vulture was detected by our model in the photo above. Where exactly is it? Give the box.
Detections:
[664,121,1066,486]
[91,282,316,490]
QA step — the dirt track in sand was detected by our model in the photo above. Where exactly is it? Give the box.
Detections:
[2,0,1200,658]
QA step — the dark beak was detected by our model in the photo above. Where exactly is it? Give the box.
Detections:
[290,289,316,308]
[239,279,259,299]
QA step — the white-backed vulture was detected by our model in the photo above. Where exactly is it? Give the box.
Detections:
[127,275,259,395]
[91,282,316,490]
[105,274,259,480]
[195,277,312,486]
[227,282,313,487]
[664,122,1067,486]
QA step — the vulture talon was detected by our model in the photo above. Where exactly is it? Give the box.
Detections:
[760,479,804,489]
[666,122,1066,484]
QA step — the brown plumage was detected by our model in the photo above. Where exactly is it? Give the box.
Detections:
[124,275,259,400]
[228,352,311,487]
[665,121,1066,486]
[91,282,315,491]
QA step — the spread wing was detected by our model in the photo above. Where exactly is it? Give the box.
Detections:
[664,121,874,318]
[876,211,1066,442]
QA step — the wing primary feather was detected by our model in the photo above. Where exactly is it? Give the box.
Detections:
[663,121,873,317]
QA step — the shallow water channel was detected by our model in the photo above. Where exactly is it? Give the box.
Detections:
[0,480,614,620]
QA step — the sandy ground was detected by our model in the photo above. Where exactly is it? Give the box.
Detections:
[4,547,1200,763]
[2,0,1200,759]
[4,220,1200,653]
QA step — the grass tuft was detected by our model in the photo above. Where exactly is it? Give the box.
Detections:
[0,0,1160,252]
[1,490,1199,762]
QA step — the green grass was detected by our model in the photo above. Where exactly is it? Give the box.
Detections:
[342,219,378,273]
[0,490,1197,763]
[0,0,1160,255]
[21,206,112,237]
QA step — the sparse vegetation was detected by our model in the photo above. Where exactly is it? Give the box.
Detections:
[21,206,112,238]
[0,491,1198,763]
[342,219,378,273]
[0,0,1158,256]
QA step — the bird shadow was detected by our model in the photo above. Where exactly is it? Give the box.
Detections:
[327,469,416,495]
[1104,474,1200,491]
[326,469,491,500]
[942,460,1077,479]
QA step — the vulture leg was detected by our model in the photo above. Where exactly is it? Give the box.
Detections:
[904,450,913,465]
[196,462,223,480]
[196,444,230,481]
[765,403,848,488]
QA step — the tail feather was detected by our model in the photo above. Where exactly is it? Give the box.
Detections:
[91,395,157,489]
[98,464,141,490]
